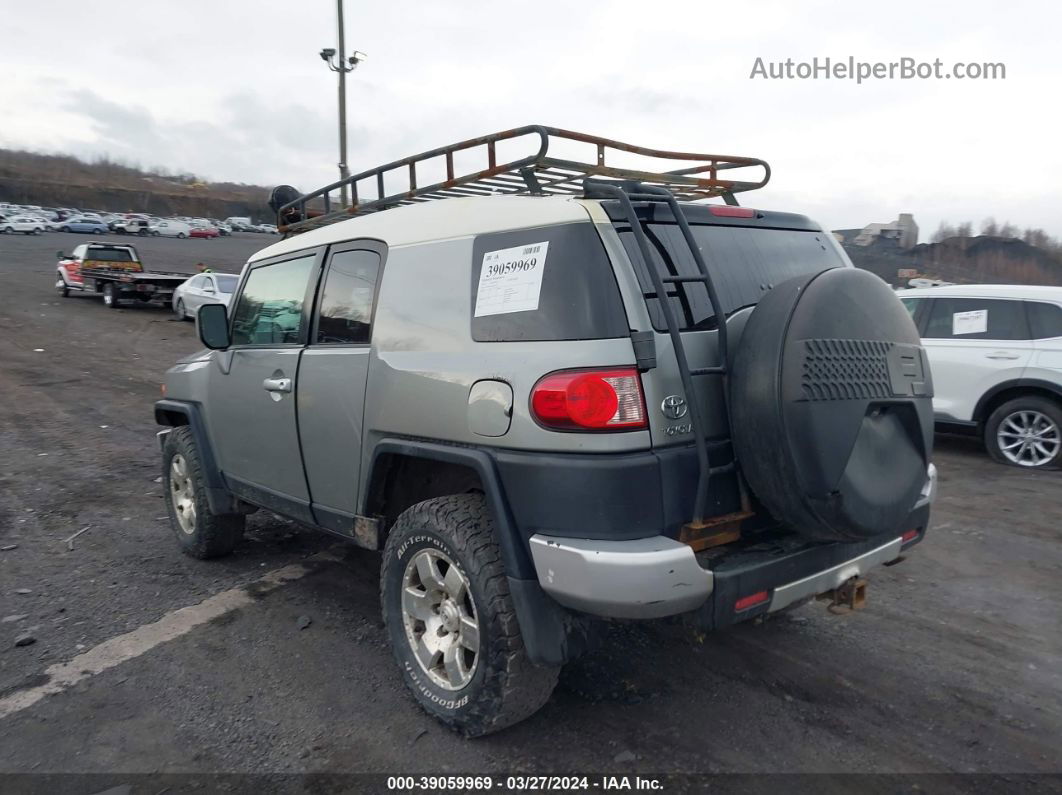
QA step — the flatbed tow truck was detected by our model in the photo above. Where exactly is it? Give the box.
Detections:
[55,241,188,309]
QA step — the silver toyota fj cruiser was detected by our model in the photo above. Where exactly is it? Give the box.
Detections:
[156,126,937,735]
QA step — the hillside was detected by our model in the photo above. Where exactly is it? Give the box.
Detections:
[840,234,1062,288]
[0,149,272,221]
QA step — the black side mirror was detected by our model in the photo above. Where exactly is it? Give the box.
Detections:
[197,303,231,350]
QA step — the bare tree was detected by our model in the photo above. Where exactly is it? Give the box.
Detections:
[981,217,999,236]
[956,222,973,238]
[931,222,957,243]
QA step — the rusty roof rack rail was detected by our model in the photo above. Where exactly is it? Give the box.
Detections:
[275,125,771,234]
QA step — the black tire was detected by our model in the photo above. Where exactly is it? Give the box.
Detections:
[174,298,189,321]
[984,396,1062,470]
[177,232,187,239]
[60,226,70,233]
[3,226,12,234]
[56,273,69,298]
[162,426,244,558]
[381,495,559,736]
[102,282,121,309]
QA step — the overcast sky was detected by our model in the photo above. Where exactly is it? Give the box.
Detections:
[2,0,1058,241]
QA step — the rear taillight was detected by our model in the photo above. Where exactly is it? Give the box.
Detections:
[708,205,755,218]
[531,367,647,431]
[901,529,919,543]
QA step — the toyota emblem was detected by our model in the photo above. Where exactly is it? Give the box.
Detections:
[661,395,688,420]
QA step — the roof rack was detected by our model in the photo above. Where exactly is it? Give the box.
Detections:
[275,125,770,234]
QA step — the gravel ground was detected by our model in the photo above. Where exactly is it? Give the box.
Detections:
[0,231,1060,788]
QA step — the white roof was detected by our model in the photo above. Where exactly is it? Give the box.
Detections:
[899,284,1062,301]
[248,195,592,263]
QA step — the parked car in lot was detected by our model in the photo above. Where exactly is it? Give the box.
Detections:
[901,284,1062,469]
[224,216,252,231]
[157,128,937,736]
[153,220,192,238]
[59,217,109,234]
[172,272,239,320]
[113,218,154,236]
[2,215,46,235]
[189,225,220,239]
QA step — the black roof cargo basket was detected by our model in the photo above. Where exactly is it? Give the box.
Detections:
[275,125,771,234]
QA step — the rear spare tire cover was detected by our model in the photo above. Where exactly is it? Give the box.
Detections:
[731,267,934,541]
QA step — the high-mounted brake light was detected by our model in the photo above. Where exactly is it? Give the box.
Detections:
[708,205,756,218]
[531,368,647,431]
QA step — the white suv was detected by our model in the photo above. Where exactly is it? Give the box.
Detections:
[900,284,1062,469]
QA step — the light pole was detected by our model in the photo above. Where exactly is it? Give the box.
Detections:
[320,0,366,208]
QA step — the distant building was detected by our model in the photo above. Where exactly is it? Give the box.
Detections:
[841,213,919,249]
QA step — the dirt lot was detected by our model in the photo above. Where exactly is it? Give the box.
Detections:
[0,231,1060,788]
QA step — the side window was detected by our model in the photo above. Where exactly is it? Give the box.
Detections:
[230,255,315,346]
[1028,302,1062,340]
[470,223,629,342]
[923,298,1030,341]
[314,249,381,344]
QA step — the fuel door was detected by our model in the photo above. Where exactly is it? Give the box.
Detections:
[468,380,513,437]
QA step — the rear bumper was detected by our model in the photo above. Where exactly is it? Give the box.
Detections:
[528,464,936,622]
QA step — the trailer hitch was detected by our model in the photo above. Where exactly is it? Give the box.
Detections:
[817,576,867,614]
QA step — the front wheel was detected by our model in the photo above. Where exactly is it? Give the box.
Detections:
[163,427,244,558]
[381,494,559,736]
[56,274,69,297]
[177,232,187,239]
[3,227,12,234]
[60,226,70,233]
[985,396,1062,470]
[174,298,189,321]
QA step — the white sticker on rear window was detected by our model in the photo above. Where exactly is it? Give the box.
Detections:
[953,309,988,335]
[474,241,550,317]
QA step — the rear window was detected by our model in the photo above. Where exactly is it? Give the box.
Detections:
[615,222,845,331]
[86,247,134,262]
[470,223,629,342]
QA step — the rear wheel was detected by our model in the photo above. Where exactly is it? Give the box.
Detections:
[177,232,187,239]
[163,427,244,558]
[60,225,70,233]
[381,495,559,736]
[102,282,121,309]
[985,396,1062,470]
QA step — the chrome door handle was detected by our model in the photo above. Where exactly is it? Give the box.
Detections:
[262,377,293,392]
[985,352,1020,360]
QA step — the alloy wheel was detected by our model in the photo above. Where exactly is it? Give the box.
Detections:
[401,548,480,690]
[169,454,197,534]
[998,410,1061,467]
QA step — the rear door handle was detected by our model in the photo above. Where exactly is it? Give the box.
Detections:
[985,352,1020,360]
[263,377,293,392]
